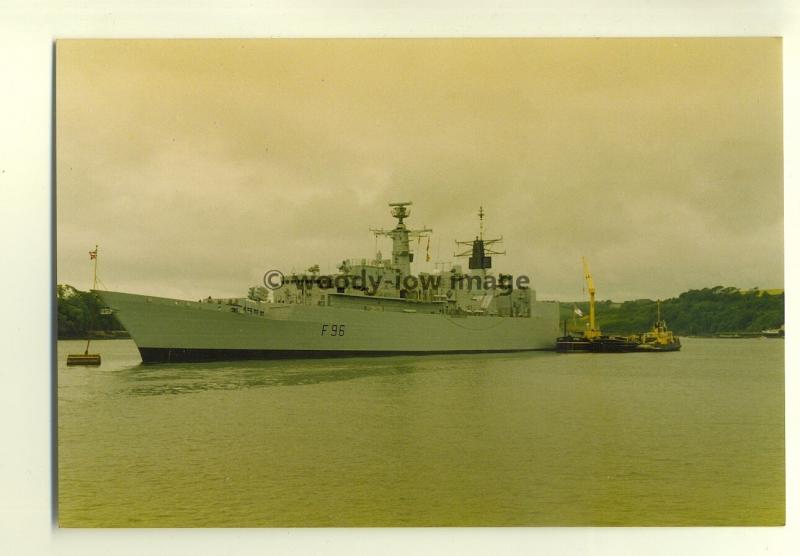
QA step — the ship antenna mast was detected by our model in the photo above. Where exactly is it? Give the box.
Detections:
[370,202,432,281]
[455,206,505,264]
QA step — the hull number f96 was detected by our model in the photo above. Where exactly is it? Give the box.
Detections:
[321,324,346,336]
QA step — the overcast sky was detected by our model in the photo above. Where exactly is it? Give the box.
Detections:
[56,38,783,301]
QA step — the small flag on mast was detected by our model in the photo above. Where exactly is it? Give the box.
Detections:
[426,237,431,262]
[89,248,98,260]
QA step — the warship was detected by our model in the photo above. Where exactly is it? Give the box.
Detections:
[96,202,560,363]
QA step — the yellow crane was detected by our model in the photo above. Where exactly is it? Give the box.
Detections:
[582,256,602,339]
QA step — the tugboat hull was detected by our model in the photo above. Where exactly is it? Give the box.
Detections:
[636,340,681,352]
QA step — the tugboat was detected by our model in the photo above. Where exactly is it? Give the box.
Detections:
[556,257,639,353]
[634,301,681,352]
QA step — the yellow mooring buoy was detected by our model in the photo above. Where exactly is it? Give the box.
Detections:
[67,333,101,366]
[66,353,101,366]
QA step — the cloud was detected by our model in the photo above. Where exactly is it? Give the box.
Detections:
[56,39,783,301]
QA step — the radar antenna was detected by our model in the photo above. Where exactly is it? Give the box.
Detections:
[388,201,413,225]
[455,206,505,269]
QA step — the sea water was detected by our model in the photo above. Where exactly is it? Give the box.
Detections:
[57,338,784,526]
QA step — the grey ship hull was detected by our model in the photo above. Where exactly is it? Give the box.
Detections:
[97,290,560,363]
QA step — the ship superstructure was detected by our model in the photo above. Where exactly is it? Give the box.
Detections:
[97,202,560,363]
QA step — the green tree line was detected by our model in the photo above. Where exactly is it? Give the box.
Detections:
[57,285,126,339]
[560,286,784,336]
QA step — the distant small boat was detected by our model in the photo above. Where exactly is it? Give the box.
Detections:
[633,301,681,352]
[760,326,784,339]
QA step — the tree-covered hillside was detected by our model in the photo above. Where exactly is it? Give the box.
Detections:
[559,286,783,336]
[56,285,126,339]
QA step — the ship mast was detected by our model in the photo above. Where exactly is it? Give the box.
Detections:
[582,256,601,339]
[455,206,505,282]
[370,202,432,284]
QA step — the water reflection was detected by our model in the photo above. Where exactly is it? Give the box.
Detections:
[57,339,785,526]
[111,351,550,397]
[115,360,391,397]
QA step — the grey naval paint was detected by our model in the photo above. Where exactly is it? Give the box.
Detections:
[97,202,560,362]
[98,290,560,362]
